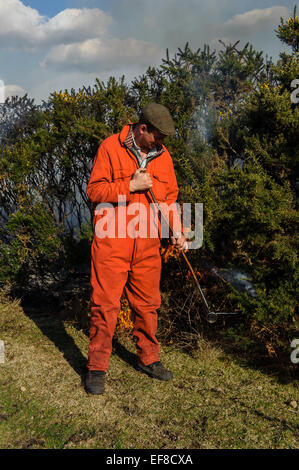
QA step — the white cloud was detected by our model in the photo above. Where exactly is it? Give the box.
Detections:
[4,84,26,98]
[0,0,162,75]
[0,0,44,44]
[40,8,113,45]
[222,6,289,36]
[0,0,113,47]
[41,37,163,72]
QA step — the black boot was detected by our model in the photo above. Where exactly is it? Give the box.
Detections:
[85,370,105,395]
[137,361,173,381]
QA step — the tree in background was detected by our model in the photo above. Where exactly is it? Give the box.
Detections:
[0,78,137,284]
[197,8,299,350]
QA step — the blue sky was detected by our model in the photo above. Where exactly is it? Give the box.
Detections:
[0,0,296,103]
[23,0,68,16]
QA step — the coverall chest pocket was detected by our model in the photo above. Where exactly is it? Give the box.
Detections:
[113,168,133,181]
[151,170,169,201]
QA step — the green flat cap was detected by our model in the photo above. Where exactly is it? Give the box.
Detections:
[140,102,176,136]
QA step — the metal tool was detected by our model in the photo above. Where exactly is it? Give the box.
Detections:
[148,187,239,324]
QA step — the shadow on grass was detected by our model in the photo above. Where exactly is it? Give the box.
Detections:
[112,337,138,369]
[17,289,140,380]
[217,342,299,386]
[202,320,299,386]
[19,290,88,381]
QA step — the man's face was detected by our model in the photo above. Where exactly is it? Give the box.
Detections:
[138,124,167,150]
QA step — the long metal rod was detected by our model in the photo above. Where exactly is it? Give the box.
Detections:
[148,189,240,322]
[148,187,211,315]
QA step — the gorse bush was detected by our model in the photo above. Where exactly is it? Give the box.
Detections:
[210,162,297,324]
[0,203,62,284]
[0,11,298,354]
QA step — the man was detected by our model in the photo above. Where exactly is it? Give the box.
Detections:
[85,102,187,395]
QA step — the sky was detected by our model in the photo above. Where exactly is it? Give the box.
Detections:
[0,0,296,103]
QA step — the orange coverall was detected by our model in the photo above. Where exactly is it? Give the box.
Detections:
[87,124,181,371]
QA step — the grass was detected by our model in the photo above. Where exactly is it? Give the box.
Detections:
[0,295,298,449]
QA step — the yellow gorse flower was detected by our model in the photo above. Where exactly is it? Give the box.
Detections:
[117,297,134,330]
[53,90,85,104]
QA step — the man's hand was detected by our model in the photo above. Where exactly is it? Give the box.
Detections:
[130,168,153,193]
[171,233,189,252]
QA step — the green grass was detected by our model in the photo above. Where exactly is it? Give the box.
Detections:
[0,295,298,449]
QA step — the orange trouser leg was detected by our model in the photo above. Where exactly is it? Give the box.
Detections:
[88,238,131,371]
[88,237,161,371]
[125,237,161,366]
